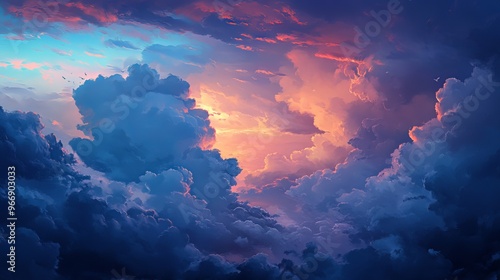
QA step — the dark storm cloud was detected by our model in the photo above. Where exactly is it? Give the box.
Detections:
[0,0,256,44]
[69,63,292,244]
[286,65,500,279]
[2,0,500,279]
[348,0,499,104]
[68,65,296,255]
[279,13,500,270]
[70,64,212,182]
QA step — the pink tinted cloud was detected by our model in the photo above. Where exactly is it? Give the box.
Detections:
[65,2,118,23]
[236,45,253,51]
[255,37,277,44]
[10,60,23,69]
[315,53,364,64]
[84,51,105,58]
[176,1,302,29]
[9,60,44,70]
[255,69,275,76]
[281,6,306,25]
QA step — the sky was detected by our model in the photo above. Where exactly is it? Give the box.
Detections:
[1,0,500,279]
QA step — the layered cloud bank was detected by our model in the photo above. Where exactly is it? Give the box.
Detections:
[285,66,500,279]
[0,66,298,279]
[1,0,500,279]
[1,0,499,190]
[1,62,500,279]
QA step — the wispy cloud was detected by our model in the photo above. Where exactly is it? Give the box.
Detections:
[84,51,105,58]
[9,60,44,70]
[52,48,73,56]
[236,45,253,51]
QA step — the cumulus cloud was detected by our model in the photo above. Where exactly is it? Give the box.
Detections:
[2,0,500,276]
[104,39,139,50]
[283,66,500,279]
[0,66,315,279]
[3,60,500,280]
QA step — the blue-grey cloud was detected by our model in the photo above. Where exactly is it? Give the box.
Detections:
[104,39,139,50]
[285,66,500,279]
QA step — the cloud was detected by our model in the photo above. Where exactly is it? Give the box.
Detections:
[84,51,105,58]
[0,79,292,279]
[284,66,500,279]
[9,60,44,70]
[51,48,73,56]
[104,39,139,50]
[236,45,253,51]
[2,1,500,279]
[142,43,211,76]
[68,63,307,260]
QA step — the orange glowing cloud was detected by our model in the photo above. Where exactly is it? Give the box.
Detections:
[315,53,364,64]
[242,49,370,182]
[185,66,326,190]
[51,120,62,128]
[182,44,387,189]
[177,1,305,32]
[66,2,118,23]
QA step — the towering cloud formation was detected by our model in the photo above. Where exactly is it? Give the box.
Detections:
[0,66,311,279]
[2,56,500,279]
[70,64,214,180]
[284,66,500,279]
